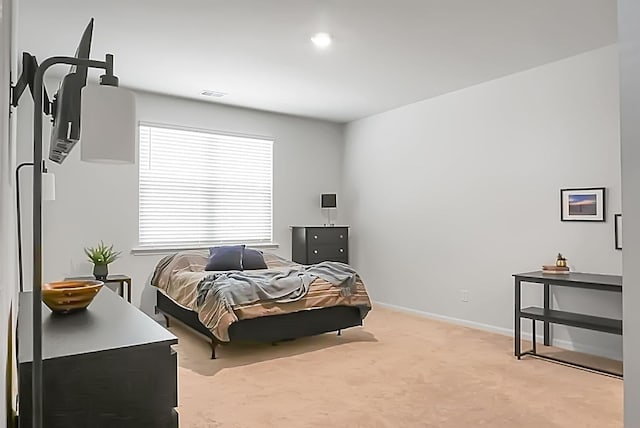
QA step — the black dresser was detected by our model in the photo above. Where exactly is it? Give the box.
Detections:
[18,288,178,427]
[291,226,349,264]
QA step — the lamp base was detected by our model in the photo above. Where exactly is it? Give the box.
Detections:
[324,208,336,227]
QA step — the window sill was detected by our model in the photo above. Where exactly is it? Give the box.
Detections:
[130,242,280,256]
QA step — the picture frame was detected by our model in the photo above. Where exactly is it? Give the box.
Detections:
[560,187,606,222]
[615,213,622,250]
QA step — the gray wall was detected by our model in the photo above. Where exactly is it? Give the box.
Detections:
[15,89,345,305]
[618,0,640,425]
[0,0,17,422]
[342,45,623,359]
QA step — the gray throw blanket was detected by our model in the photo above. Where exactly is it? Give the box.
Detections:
[196,261,358,309]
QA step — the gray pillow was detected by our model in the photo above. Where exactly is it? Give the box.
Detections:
[242,248,268,270]
[205,245,245,271]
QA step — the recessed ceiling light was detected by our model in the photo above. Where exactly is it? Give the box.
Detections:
[311,32,332,49]
[200,90,227,98]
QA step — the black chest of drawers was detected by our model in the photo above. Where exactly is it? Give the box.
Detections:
[291,226,349,264]
[18,288,178,427]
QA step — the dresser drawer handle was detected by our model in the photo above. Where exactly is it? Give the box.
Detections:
[339,235,344,239]
[314,235,318,239]
[314,250,318,254]
[339,248,344,253]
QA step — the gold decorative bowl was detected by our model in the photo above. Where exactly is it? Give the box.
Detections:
[42,280,104,314]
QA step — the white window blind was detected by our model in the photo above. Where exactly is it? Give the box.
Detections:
[139,124,273,248]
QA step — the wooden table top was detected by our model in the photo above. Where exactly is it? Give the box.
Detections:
[66,274,131,282]
[513,271,622,290]
[18,288,176,362]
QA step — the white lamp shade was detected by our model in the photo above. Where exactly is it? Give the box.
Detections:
[80,84,136,164]
[42,171,56,201]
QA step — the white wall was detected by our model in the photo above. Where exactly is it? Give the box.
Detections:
[16,90,344,306]
[1,0,17,422]
[342,45,622,359]
[618,0,640,424]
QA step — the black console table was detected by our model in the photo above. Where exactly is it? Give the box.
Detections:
[18,288,179,427]
[513,271,622,377]
[66,274,132,303]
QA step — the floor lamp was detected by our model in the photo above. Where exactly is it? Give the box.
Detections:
[10,23,135,428]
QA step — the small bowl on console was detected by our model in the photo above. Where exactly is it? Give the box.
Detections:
[42,280,104,314]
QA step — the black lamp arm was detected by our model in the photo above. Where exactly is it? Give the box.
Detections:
[15,161,48,294]
[15,162,33,294]
[10,52,52,115]
[10,52,116,114]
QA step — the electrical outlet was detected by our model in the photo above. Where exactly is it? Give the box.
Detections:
[461,289,469,302]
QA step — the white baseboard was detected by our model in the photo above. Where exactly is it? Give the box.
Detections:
[373,301,622,361]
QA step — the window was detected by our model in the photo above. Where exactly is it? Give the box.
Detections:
[138,123,273,248]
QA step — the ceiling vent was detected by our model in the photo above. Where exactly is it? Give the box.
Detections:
[200,90,227,98]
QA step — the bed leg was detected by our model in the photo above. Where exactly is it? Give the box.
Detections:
[210,341,217,359]
[163,314,170,327]
[337,329,342,336]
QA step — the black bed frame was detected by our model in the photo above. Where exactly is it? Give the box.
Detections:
[155,290,364,358]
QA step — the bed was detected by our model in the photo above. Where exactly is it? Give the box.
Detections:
[152,251,372,358]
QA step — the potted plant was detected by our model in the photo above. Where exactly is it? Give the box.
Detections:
[84,241,121,281]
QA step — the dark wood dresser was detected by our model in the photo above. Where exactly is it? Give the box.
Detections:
[18,288,178,427]
[291,226,349,264]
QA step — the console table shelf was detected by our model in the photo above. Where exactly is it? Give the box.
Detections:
[513,271,622,378]
[520,307,622,335]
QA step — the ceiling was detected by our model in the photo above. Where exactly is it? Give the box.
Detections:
[16,0,617,123]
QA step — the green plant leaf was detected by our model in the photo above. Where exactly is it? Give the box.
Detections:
[84,241,120,265]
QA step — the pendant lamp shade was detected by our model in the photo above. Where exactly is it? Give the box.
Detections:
[42,172,56,201]
[80,84,136,164]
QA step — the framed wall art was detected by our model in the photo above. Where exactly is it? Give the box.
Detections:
[560,187,606,222]
[615,213,622,250]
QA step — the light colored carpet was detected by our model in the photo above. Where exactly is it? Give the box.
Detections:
[169,306,622,428]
